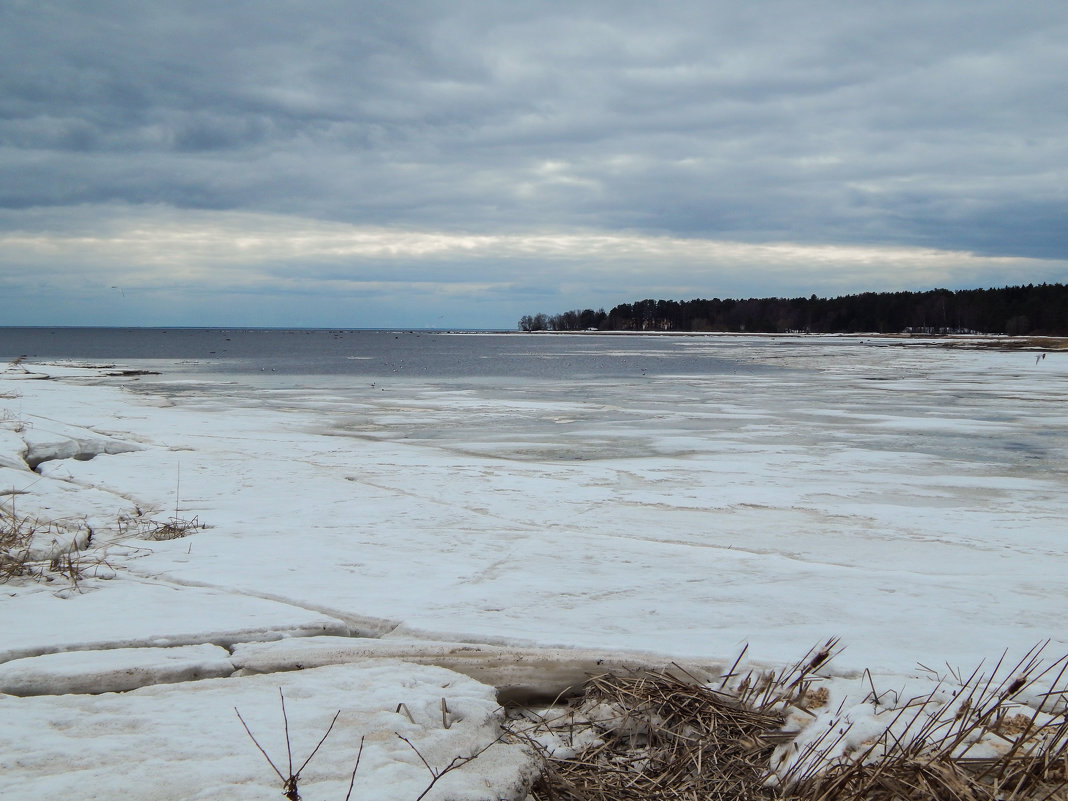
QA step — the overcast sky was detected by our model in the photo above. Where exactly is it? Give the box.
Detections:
[2,1,1066,328]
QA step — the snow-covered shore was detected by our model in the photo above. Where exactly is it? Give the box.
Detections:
[2,342,1067,798]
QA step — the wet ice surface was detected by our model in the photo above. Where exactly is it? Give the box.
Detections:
[8,335,1068,669]
[106,335,1068,671]
[2,334,1067,798]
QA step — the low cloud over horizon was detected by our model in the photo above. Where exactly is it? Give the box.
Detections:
[2,2,1066,328]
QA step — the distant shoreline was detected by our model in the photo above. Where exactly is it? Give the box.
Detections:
[518,329,1068,349]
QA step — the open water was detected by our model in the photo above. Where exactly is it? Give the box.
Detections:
[0,327,779,380]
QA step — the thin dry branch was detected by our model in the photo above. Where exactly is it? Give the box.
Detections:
[235,690,341,801]
[397,732,500,801]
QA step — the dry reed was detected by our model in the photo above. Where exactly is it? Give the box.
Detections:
[510,641,1068,801]
[1,508,94,586]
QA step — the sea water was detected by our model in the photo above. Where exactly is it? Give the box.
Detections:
[0,327,770,379]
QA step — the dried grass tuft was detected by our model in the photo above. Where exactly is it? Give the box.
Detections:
[2,503,195,589]
[517,668,784,800]
[0,508,100,588]
[138,515,203,541]
[783,645,1068,801]
[0,510,36,582]
[509,641,1068,801]
[117,510,203,541]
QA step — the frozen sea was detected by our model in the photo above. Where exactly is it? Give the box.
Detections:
[2,330,1066,799]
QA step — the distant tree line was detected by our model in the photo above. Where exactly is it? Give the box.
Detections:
[519,284,1068,336]
[518,308,609,332]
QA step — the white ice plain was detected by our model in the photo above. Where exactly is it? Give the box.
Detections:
[2,336,1067,798]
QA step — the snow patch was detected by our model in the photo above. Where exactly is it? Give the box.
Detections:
[0,661,536,801]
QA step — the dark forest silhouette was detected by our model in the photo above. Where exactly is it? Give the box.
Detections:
[519,283,1068,336]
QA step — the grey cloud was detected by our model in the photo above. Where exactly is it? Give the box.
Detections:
[0,0,1066,326]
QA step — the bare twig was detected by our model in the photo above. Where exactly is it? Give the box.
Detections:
[234,706,287,785]
[235,690,341,801]
[343,736,365,801]
[397,732,499,801]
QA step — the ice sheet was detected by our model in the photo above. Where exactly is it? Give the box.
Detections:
[5,344,1067,670]
[3,338,1067,797]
